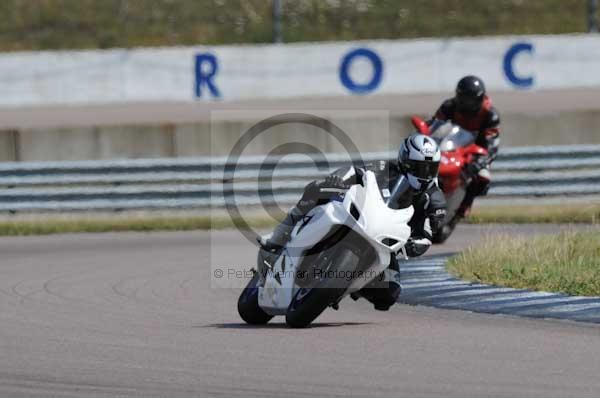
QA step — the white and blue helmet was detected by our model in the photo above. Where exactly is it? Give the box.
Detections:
[398,134,441,190]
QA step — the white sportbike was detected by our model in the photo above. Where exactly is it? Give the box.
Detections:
[237,170,414,328]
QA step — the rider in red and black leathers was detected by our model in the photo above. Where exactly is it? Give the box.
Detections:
[430,75,500,218]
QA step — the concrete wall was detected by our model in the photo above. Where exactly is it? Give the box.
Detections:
[0,130,17,161]
[2,35,599,161]
[1,34,599,107]
[2,110,600,162]
[6,117,398,161]
[499,111,600,147]
[12,125,177,162]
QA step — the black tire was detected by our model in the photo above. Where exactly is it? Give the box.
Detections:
[285,247,360,328]
[432,219,457,244]
[237,272,273,325]
[432,226,451,244]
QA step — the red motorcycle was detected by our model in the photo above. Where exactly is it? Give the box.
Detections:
[411,116,488,243]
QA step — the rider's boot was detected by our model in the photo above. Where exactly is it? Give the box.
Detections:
[455,201,472,220]
[456,170,491,219]
[257,207,304,276]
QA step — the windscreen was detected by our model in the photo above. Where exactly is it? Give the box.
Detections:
[386,175,412,210]
[429,120,476,152]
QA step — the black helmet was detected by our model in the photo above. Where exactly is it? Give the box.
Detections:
[455,75,485,114]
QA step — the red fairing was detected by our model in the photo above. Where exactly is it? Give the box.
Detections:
[439,143,488,194]
[411,116,431,136]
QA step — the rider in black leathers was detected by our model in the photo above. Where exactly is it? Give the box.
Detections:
[260,134,446,311]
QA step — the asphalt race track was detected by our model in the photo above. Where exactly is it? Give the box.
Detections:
[1,224,600,397]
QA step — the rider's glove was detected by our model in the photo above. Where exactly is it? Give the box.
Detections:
[318,175,349,194]
[466,156,488,179]
[297,175,349,213]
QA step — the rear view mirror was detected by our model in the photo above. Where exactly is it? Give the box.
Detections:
[411,116,430,136]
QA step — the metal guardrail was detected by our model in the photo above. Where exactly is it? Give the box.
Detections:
[1,144,599,212]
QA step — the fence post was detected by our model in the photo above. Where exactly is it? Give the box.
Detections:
[273,0,282,43]
[589,0,599,33]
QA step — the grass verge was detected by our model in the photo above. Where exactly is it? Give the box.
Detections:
[0,203,597,236]
[0,215,278,236]
[466,203,600,224]
[447,231,600,296]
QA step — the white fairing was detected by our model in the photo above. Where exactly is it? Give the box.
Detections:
[258,171,413,315]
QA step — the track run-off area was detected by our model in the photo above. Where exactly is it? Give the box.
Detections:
[1,224,600,397]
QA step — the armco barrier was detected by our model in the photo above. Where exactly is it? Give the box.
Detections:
[0,145,599,212]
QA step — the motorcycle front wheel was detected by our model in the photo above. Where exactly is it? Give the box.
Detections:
[285,246,360,328]
[432,220,456,244]
[237,272,273,325]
